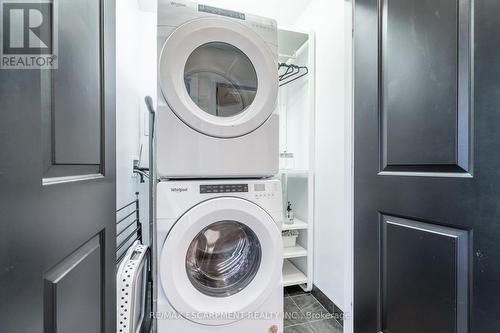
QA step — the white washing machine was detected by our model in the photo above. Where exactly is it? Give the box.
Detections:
[157,0,279,179]
[156,179,283,333]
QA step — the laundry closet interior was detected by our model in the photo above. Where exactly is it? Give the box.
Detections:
[116,1,347,333]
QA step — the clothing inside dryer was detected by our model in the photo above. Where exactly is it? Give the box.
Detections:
[185,220,262,297]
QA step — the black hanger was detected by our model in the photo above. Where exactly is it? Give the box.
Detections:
[278,62,309,87]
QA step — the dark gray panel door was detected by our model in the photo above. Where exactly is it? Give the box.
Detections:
[355,0,500,332]
[379,0,471,173]
[53,0,102,165]
[0,0,116,331]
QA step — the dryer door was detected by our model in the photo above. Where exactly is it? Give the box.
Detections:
[159,197,282,325]
[159,17,278,138]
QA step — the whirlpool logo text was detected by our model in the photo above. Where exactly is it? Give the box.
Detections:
[171,188,188,193]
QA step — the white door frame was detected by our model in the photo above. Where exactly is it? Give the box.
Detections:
[344,0,354,333]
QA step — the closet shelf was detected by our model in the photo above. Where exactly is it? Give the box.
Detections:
[279,169,309,177]
[283,244,307,259]
[282,218,308,231]
[282,259,308,287]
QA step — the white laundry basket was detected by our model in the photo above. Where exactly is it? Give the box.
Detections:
[282,234,298,248]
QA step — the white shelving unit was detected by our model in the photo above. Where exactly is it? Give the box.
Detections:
[283,244,308,259]
[278,28,315,292]
[282,218,308,231]
[279,169,309,177]
[283,259,308,287]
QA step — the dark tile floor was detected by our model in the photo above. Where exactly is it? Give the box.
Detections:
[284,286,342,333]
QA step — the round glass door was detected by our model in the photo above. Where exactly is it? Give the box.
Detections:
[184,43,258,118]
[186,220,261,297]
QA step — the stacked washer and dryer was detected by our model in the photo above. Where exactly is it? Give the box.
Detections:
[156,1,283,333]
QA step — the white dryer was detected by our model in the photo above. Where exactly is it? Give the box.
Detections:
[156,179,283,333]
[157,0,279,178]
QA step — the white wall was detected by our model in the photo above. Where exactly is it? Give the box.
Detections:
[116,0,156,244]
[292,0,348,312]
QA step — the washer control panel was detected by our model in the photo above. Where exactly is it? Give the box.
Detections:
[253,182,278,200]
[196,181,280,203]
[200,184,248,194]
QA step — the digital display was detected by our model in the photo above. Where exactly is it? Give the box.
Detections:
[200,184,248,194]
[254,184,265,191]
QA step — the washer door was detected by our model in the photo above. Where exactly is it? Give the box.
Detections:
[160,197,282,325]
[159,17,278,138]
